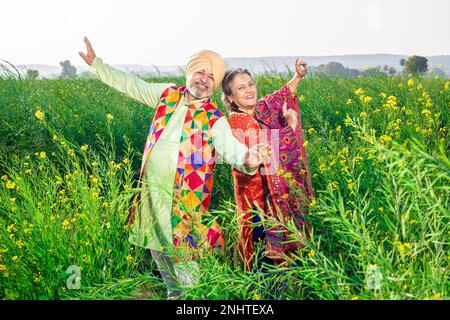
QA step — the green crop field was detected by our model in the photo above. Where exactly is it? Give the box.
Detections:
[0,73,448,300]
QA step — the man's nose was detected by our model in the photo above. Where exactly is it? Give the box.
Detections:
[201,74,211,84]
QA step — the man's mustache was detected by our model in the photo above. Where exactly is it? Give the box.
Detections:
[194,80,209,89]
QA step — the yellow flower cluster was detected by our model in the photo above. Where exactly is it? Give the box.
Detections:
[35,109,45,121]
[383,95,399,111]
[319,163,327,173]
[386,119,402,137]
[421,92,433,108]
[344,116,352,127]
[424,293,442,300]
[354,88,372,105]
[109,161,122,170]
[5,180,16,190]
[396,241,412,256]
[379,135,393,144]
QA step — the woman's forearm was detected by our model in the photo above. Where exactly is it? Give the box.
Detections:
[287,74,302,95]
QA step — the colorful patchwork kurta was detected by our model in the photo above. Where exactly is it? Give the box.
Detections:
[228,84,314,270]
[91,57,256,261]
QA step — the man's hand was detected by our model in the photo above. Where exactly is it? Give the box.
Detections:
[244,143,270,169]
[79,36,96,66]
[282,102,298,131]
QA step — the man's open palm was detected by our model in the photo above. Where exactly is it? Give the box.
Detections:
[79,37,96,66]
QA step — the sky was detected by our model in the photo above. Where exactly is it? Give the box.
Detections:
[1,0,450,66]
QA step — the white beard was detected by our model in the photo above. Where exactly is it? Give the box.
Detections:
[186,78,214,99]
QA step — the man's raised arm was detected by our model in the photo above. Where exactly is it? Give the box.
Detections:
[79,36,174,108]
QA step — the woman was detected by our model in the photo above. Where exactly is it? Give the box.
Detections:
[222,60,314,271]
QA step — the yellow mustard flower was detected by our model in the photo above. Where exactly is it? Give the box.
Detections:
[363,96,372,104]
[344,116,352,126]
[5,180,16,190]
[35,109,45,121]
[331,181,339,190]
[62,219,70,229]
[424,293,442,300]
[380,135,392,143]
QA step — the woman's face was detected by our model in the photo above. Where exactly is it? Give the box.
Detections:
[228,73,258,110]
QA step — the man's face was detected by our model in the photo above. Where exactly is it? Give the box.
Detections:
[186,68,215,99]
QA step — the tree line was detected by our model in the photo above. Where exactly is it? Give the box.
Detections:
[24,55,446,79]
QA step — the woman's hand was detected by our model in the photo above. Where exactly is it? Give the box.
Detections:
[283,102,298,131]
[79,37,96,66]
[287,59,308,94]
[295,59,308,78]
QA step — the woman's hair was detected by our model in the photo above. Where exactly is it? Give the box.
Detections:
[221,68,253,113]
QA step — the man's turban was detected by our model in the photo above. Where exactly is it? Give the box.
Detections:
[185,50,226,90]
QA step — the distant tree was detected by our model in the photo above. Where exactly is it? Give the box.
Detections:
[316,62,362,78]
[346,68,360,78]
[26,69,39,79]
[388,67,397,76]
[362,66,387,77]
[318,61,346,76]
[400,58,406,67]
[362,65,396,77]
[403,55,428,75]
[59,60,77,78]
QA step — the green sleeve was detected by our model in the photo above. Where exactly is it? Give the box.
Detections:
[211,117,258,175]
[90,57,175,108]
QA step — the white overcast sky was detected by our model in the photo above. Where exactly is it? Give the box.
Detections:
[1,0,449,66]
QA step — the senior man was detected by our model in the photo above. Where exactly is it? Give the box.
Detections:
[79,37,267,298]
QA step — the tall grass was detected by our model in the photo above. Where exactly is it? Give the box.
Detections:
[0,72,448,299]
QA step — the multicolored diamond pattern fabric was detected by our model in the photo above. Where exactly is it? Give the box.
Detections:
[137,86,225,262]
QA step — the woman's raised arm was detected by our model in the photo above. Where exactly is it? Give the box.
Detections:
[287,59,308,94]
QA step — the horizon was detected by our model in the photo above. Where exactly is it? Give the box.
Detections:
[12,53,450,68]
